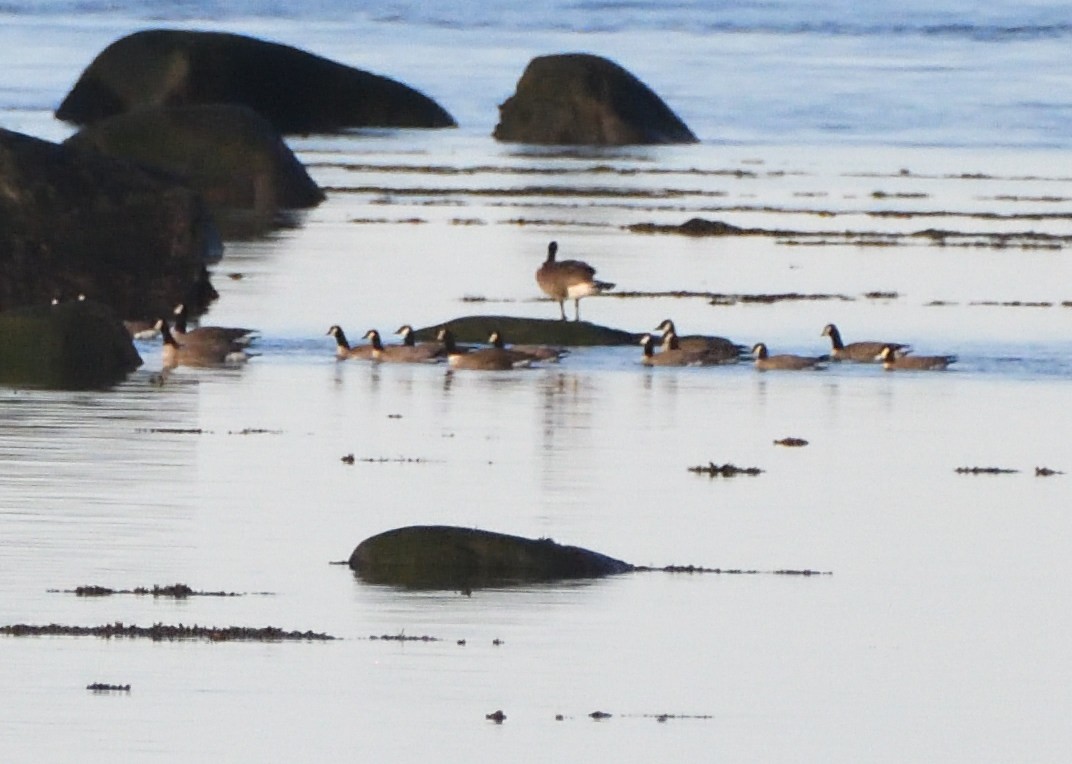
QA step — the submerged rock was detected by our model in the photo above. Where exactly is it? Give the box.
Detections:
[65,105,325,220]
[349,525,634,589]
[494,53,698,146]
[414,315,640,346]
[0,127,219,319]
[0,299,142,389]
[56,29,456,133]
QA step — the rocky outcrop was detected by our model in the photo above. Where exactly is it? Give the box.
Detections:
[349,525,634,589]
[0,128,220,319]
[414,315,640,346]
[65,105,324,214]
[56,29,456,133]
[494,53,698,146]
[0,299,142,389]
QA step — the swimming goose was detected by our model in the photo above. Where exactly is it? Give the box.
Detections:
[821,323,909,362]
[880,345,956,370]
[173,303,257,349]
[487,330,568,362]
[363,329,440,363]
[437,328,531,370]
[326,325,376,360]
[639,333,715,366]
[535,241,615,321]
[654,319,741,363]
[751,343,826,371]
[154,319,249,368]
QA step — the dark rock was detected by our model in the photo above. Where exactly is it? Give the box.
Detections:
[0,128,220,319]
[349,525,634,589]
[493,53,697,146]
[56,29,456,133]
[414,315,640,346]
[0,299,142,389]
[65,105,324,228]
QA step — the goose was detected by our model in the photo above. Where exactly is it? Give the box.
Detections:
[880,345,956,370]
[751,343,826,371]
[639,333,715,367]
[487,330,568,363]
[154,319,249,368]
[821,323,910,362]
[326,325,376,360]
[535,241,614,321]
[436,328,531,370]
[362,329,440,363]
[654,319,741,363]
[172,303,257,349]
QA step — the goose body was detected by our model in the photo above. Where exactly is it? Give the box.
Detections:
[363,329,440,363]
[880,345,956,370]
[437,328,531,370]
[655,319,741,363]
[821,323,909,362]
[751,343,826,371]
[535,241,614,321]
[326,325,376,360]
[155,319,249,368]
[487,331,567,363]
[173,303,257,350]
[639,333,714,366]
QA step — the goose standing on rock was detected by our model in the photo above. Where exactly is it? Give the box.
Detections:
[535,241,614,321]
[654,319,741,363]
[751,343,827,371]
[437,328,531,370]
[363,329,440,363]
[326,325,375,360]
[172,303,257,350]
[880,345,956,370]
[154,319,249,368]
[821,323,909,362]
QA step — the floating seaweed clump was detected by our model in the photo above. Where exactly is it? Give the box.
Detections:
[688,462,763,477]
[63,584,242,598]
[0,622,334,642]
[774,437,809,447]
[87,683,130,692]
[955,466,1019,475]
[1036,467,1063,476]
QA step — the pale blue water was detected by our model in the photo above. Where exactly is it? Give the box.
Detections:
[2,3,1072,763]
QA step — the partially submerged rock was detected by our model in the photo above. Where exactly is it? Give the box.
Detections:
[349,525,634,589]
[0,299,142,389]
[414,315,639,346]
[65,105,324,224]
[56,29,456,133]
[494,53,698,146]
[0,127,220,318]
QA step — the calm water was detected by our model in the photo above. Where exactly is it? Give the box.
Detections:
[2,1,1072,762]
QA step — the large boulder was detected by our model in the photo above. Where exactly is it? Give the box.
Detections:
[65,105,324,233]
[415,315,640,346]
[493,53,698,146]
[56,29,457,133]
[349,525,634,589]
[0,299,142,389]
[0,127,220,319]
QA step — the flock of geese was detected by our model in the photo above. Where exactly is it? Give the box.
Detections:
[151,240,958,372]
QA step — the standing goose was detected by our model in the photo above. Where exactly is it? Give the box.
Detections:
[363,329,440,363]
[655,319,741,363]
[173,303,257,349]
[436,328,530,370]
[880,345,956,370]
[326,325,376,360]
[154,319,249,368]
[821,323,909,362]
[751,343,827,371]
[487,330,568,363]
[639,333,715,367]
[535,241,615,321]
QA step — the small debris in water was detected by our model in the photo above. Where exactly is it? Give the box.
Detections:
[688,462,763,477]
[955,466,1019,475]
[369,632,440,642]
[228,428,282,435]
[636,565,832,576]
[341,454,355,464]
[774,437,809,447]
[457,639,466,646]
[492,638,504,646]
[87,683,130,692]
[1035,467,1064,476]
[0,622,334,642]
[864,291,899,299]
[486,710,506,724]
[590,711,613,720]
[227,272,244,280]
[139,427,207,434]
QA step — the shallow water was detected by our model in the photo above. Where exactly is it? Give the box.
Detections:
[3,2,1072,761]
